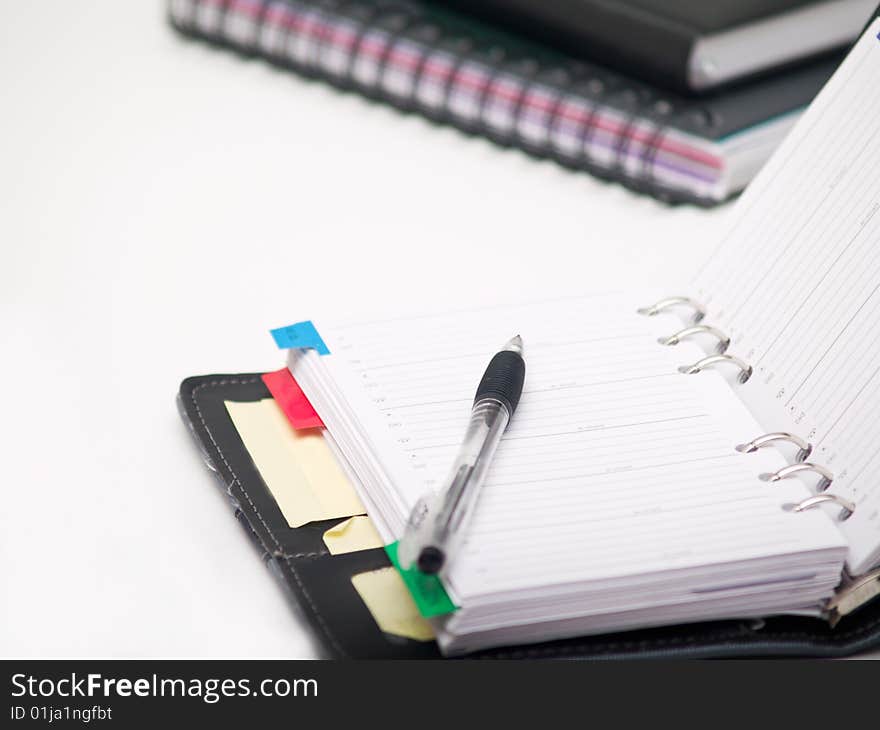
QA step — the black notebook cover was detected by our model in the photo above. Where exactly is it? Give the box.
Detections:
[178,373,880,658]
[441,0,862,93]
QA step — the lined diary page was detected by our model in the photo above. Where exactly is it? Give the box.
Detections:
[693,19,880,573]
[307,294,845,602]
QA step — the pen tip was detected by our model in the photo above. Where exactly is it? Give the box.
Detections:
[505,334,524,355]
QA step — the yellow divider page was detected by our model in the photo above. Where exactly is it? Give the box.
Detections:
[225,399,365,527]
[351,567,435,642]
[323,516,384,555]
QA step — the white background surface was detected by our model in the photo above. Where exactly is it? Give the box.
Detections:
[1,1,875,658]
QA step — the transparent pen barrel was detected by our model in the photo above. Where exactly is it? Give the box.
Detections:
[429,398,509,554]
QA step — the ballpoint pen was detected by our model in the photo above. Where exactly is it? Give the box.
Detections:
[397,335,526,575]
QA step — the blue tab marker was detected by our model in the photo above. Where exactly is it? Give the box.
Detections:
[270,320,330,355]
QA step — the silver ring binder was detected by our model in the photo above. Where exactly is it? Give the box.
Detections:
[760,462,833,491]
[735,432,812,462]
[826,567,880,626]
[637,296,706,323]
[677,354,753,383]
[657,324,730,353]
[790,493,855,521]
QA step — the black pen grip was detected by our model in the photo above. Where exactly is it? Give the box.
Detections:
[474,351,526,415]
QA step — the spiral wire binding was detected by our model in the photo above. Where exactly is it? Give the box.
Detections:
[760,462,834,492]
[576,286,866,609]
[638,295,751,382]
[791,494,855,521]
[640,294,854,522]
[735,432,812,462]
[637,296,706,323]
[658,324,730,353]
[678,353,753,383]
[167,0,732,205]
[735,432,873,621]
[736,432,855,522]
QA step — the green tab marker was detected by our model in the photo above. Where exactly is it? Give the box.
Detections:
[385,541,457,618]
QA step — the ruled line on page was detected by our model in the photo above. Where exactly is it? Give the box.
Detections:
[307,291,846,600]
[691,20,880,572]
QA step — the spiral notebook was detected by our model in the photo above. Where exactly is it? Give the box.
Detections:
[267,19,880,654]
[167,0,846,205]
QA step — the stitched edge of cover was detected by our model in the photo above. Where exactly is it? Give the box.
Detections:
[189,377,346,658]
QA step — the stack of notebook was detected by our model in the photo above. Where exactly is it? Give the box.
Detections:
[179,19,880,658]
[167,0,870,204]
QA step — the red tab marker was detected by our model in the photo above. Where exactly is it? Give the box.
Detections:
[261,368,325,430]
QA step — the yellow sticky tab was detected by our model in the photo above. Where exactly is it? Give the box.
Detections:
[225,399,365,527]
[323,516,384,555]
[351,567,435,642]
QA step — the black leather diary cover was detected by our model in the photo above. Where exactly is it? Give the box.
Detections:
[178,373,880,658]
